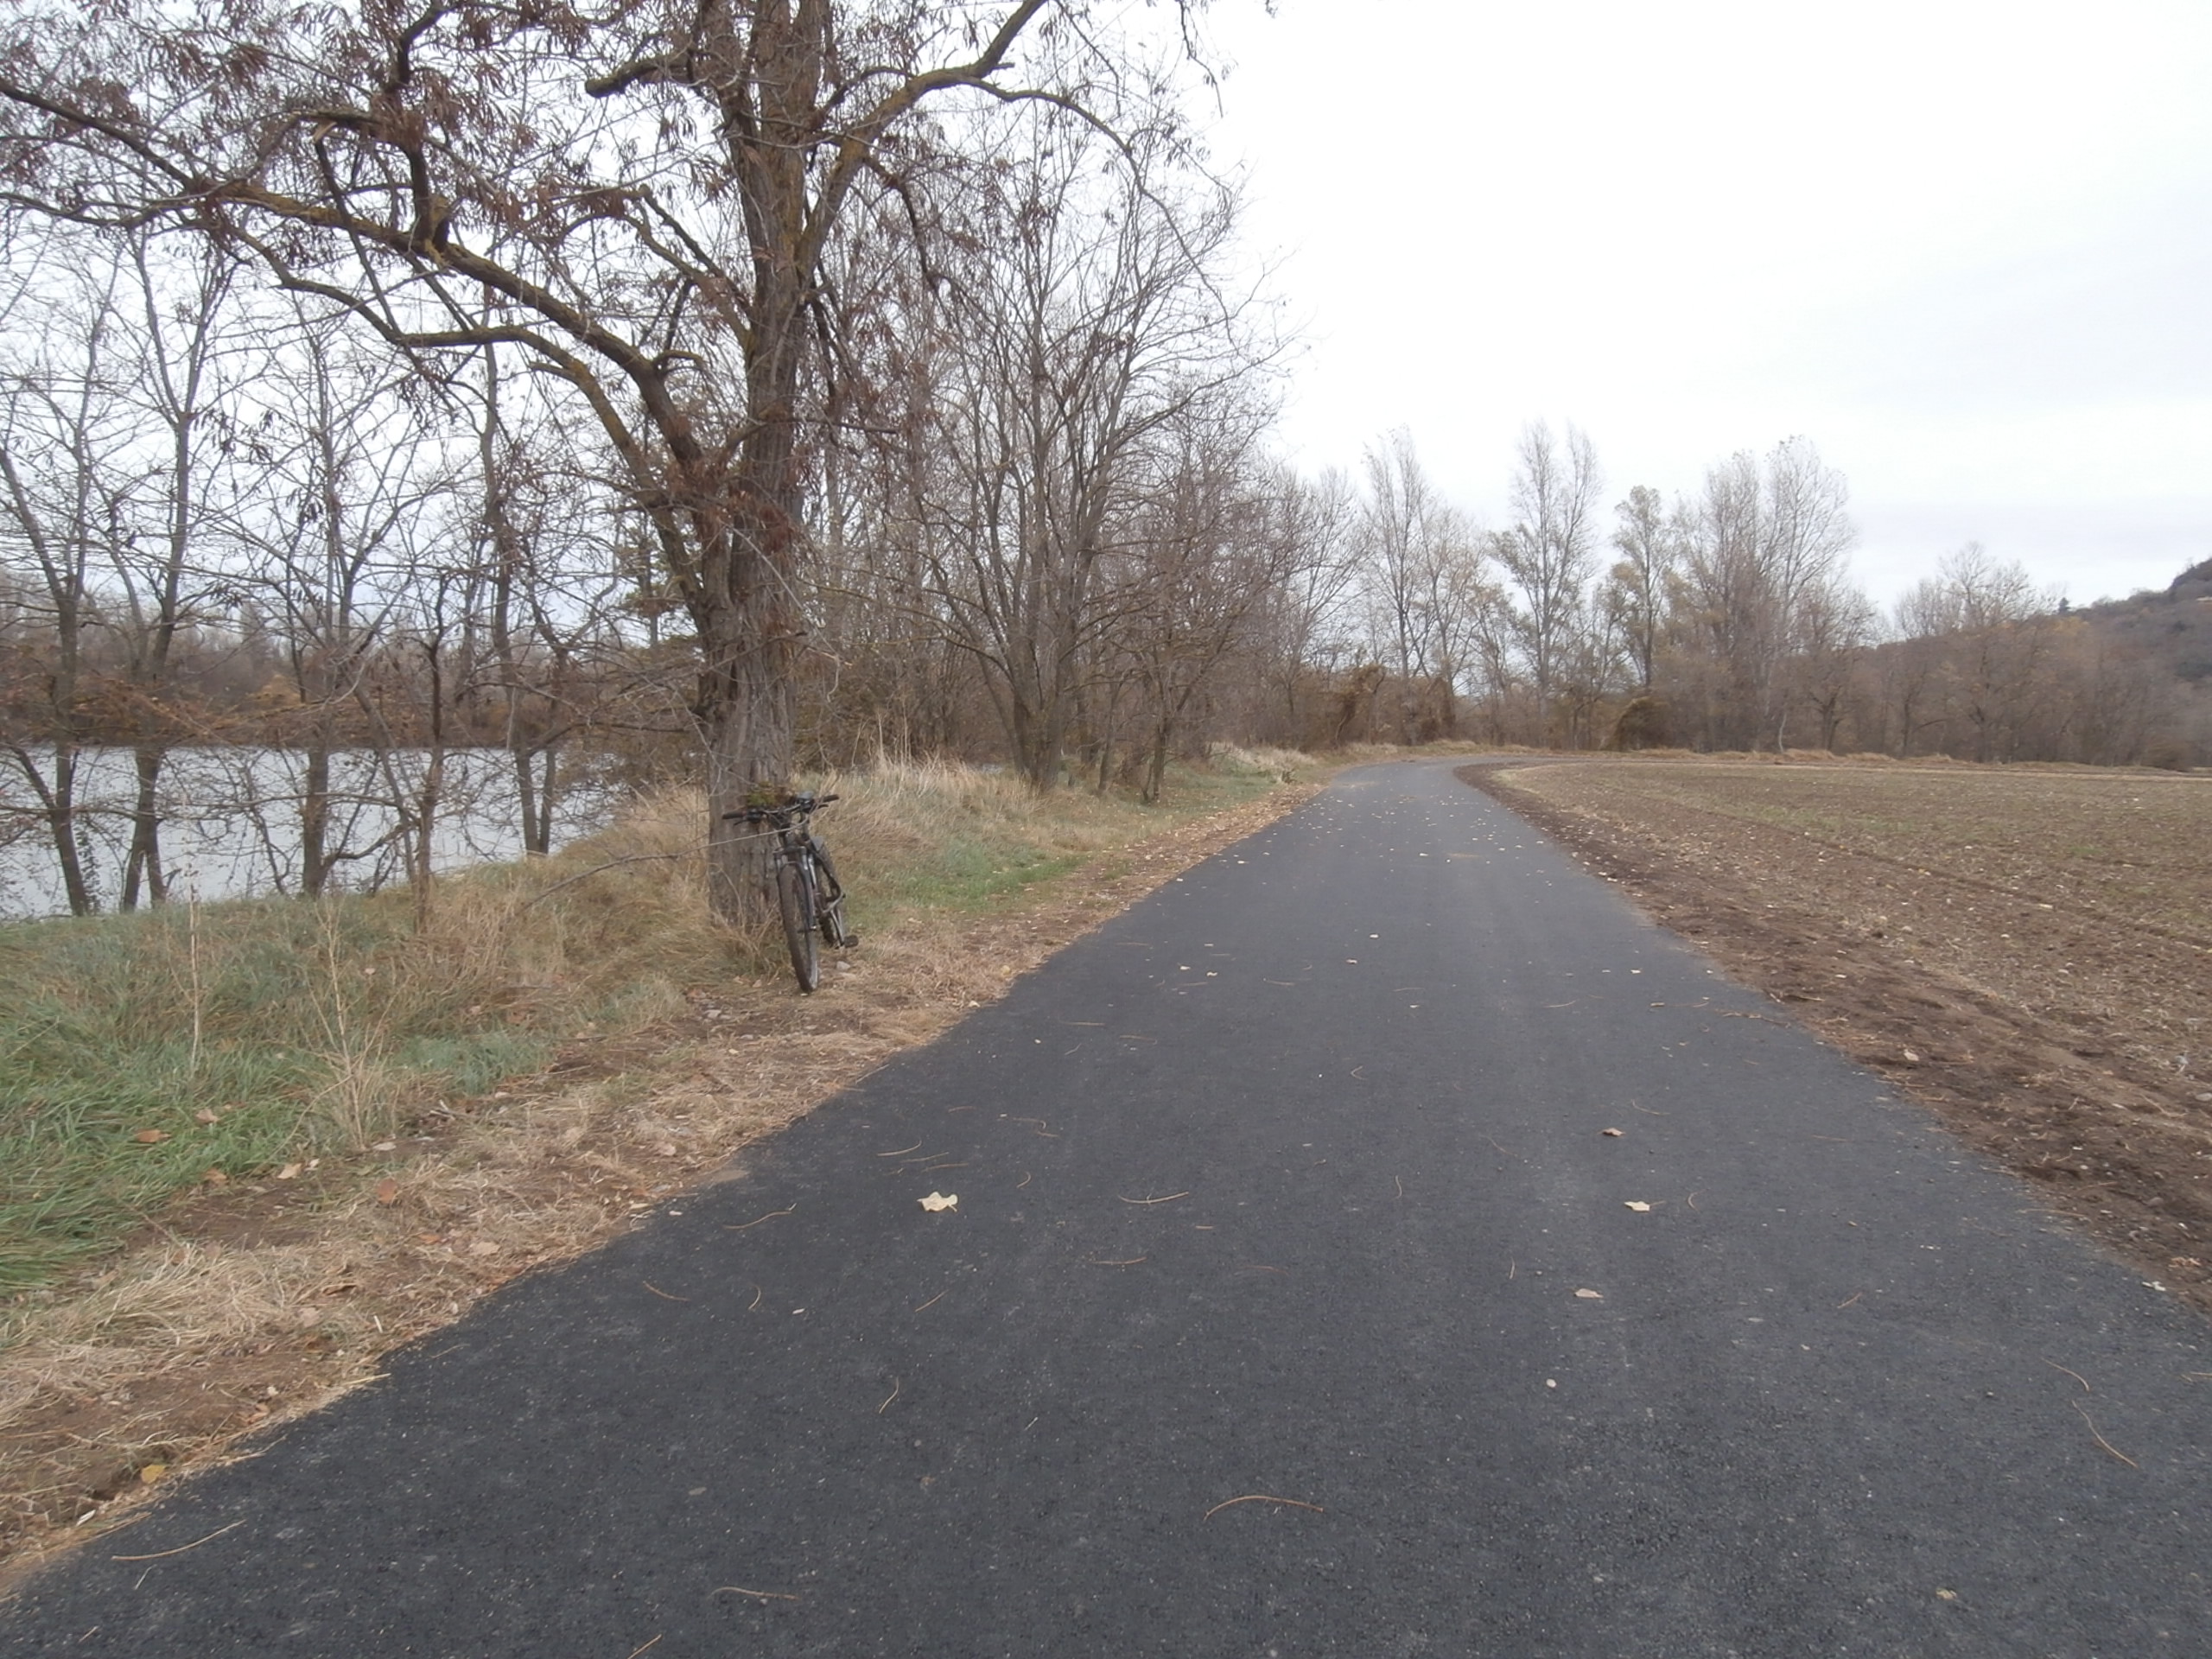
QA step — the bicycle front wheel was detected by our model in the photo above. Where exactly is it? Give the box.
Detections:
[776,861,821,993]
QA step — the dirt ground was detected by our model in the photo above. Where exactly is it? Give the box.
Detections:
[0,784,1320,1584]
[1462,756,2212,1318]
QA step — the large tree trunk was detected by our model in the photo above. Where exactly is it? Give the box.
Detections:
[694,6,817,923]
[702,591,798,921]
[695,355,804,915]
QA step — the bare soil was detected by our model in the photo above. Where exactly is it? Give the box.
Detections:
[1462,756,2212,1316]
[0,784,1319,1585]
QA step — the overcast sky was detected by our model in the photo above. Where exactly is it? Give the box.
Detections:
[1194,0,2212,607]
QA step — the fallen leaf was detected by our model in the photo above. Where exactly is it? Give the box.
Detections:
[134,1129,168,1144]
[1624,1201,1652,1212]
[1600,1128,1624,1138]
[469,1239,500,1256]
[276,1163,302,1179]
[918,1192,958,1213]
[194,1109,220,1125]
[1573,1287,1604,1300]
[369,1141,397,1152]
[201,1167,228,1185]
[137,1464,168,1484]
[1902,1048,1923,1065]
[373,1179,400,1205]
[1936,1589,1957,1602]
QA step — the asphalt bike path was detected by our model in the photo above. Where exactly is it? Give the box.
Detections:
[7,760,2208,1655]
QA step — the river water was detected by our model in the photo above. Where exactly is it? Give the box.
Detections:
[0,747,618,921]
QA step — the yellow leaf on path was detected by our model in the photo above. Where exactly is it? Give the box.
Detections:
[134,1129,168,1144]
[918,1192,958,1213]
[1601,1128,1624,1138]
[137,1464,168,1484]
[1574,1288,1604,1300]
[1624,1201,1652,1212]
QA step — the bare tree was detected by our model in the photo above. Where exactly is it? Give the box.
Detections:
[224,311,451,898]
[467,338,626,856]
[1116,410,1304,800]
[102,232,253,906]
[1790,574,1876,751]
[1675,437,1853,750]
[0,0,1168,920]
[1246,467,1357,743]
[1605,483,1682,696]
[906,114,1268,789]
[0,251,140,912]
[1891,543,2057,761]
[1758,437,1855,749]
[1494,421,1602,738]
[1357,432,1485,742]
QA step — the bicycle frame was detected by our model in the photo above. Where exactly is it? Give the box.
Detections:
[721,792,855,992]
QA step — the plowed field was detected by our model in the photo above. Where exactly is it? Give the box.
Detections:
[1461,757,2212,1313]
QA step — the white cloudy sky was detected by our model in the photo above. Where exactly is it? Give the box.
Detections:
[1193,0,2212,607]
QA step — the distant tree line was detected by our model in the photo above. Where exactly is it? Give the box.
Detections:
[1296,430,2209,770]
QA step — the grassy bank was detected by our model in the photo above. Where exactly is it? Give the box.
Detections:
[0,748,1319,1567]
[0,751,1307,1300]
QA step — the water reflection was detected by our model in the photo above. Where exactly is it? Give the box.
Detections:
[0,747,617,920]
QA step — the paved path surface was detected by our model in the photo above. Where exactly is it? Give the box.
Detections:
[8,759,2209,1656]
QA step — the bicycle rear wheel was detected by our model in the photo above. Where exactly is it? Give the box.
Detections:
[810,837,856,947]
[776,861,820,992]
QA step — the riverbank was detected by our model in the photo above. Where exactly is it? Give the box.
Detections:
[0,749,1325,1576]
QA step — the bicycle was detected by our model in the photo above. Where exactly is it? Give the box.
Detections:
[721,791,857,993]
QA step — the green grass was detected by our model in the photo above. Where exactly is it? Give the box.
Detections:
[864,842,1090,914]
[0,898,559,1294]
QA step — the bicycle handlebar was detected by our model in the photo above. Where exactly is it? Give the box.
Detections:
[720,791,838,823]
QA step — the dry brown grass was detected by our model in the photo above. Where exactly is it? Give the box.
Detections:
[0,761,1321,1583]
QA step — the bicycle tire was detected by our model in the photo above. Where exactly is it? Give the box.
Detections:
[810,837,855,947]
[776,859,820,992]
